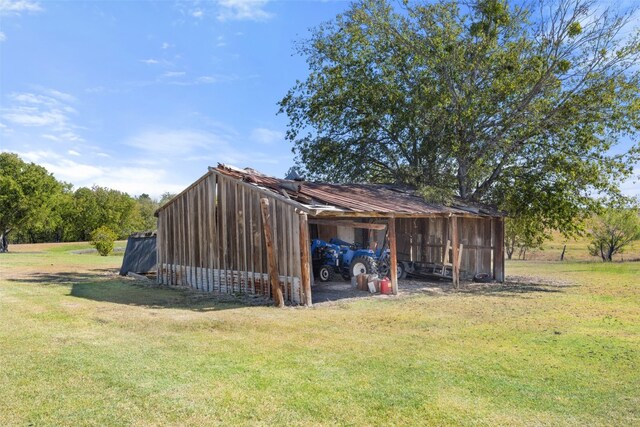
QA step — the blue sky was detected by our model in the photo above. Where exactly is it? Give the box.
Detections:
[1,0,638,198]
[0,0,349,197]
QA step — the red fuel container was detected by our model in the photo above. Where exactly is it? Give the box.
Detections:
[380,277,391,294]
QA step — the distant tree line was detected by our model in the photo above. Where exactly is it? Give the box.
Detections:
[0,152,175,252]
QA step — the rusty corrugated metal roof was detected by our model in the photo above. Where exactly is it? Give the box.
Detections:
[213,164,503,218]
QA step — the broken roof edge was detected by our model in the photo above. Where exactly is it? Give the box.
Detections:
[214,163,506,218]
[155,164,506,218]
[208,167,311,213]
[154,167,311,217]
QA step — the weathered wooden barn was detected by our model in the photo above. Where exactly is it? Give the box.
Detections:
[155,164,505,306]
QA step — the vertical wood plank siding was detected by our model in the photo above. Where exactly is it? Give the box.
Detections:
[395,217,497,280]
[157,172,303,304]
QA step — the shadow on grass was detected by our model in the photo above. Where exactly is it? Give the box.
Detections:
[310,277,572,305]
[458,282,568,296]
[7,270,267,312]
[398,278,575,298]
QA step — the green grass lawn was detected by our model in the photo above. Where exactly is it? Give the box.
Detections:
[0,242,638,426]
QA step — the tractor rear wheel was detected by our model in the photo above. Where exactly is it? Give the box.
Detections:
[318,265,334,282]
[378,260,406,280]
[350,256,377,278]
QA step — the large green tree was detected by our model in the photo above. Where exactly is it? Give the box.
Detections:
[0,153,65,252]
[280,0,640,236]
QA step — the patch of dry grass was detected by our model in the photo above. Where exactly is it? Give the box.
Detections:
[518,231,640,262]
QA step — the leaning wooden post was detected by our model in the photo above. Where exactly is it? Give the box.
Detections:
[260,198,285,308]
[451,215,460,289]
[298,212,312,307]
[388,216,399,295]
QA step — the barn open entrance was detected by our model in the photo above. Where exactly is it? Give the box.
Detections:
[306,214,505,303]
[307,216,400,302]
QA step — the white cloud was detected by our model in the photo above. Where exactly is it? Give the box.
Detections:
[0,0,44,41]
[124,129,227,156]
[192,8,203,18]
[121,127,282,170]
[216,0,273,22]
[196,74,237,84]
[42,88,76,103]
[0,0,43,14]
[250,127,283,145]
[152,74,239,86]
[42,134,61,141]
[93,167,187,197]
[3,108,67,127]
[1,88,84,143]
[161,71,186,78]
[18,150,103,181]
[140,58,160,65]
[161,42,172,49]
[16,148,185,197]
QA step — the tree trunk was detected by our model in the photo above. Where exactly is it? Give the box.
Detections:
[0,229,10,253]
[560,244,566,261]
[506,239,514,260]
[606,246,614,262]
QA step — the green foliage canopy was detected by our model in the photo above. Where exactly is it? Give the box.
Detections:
[68,186,140,241]
[0,153,65,251]
[280,0,640,237]
[2,153,161,245]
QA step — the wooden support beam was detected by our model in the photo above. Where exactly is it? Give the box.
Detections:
[451,215,460,289]
[493,217,505,282]
[308,219,387,231]
[443,240,451,265]
[260,198,285,308]
[299,212,312,307]
[310,211,493,219]
[388,216,398,295]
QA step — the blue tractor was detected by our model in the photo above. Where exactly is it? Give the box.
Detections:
[311,238,379,281]
[310,239,341,282]
[310,237,406,282]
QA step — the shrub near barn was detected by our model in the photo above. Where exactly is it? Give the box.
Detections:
[91,226,118,256]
